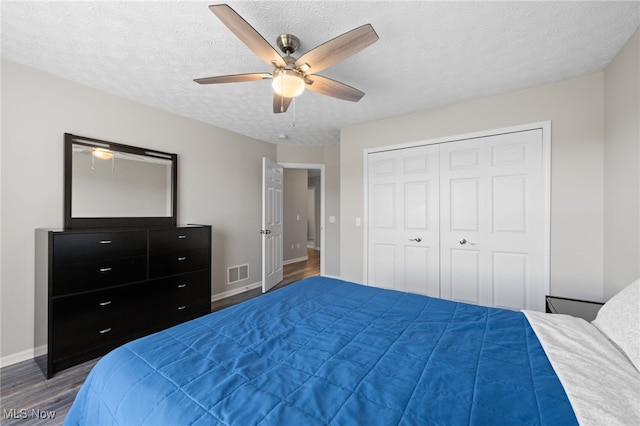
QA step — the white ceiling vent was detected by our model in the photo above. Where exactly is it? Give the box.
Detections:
[228,264,249,285]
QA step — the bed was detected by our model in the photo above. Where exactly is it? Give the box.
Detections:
[64,276,639,425]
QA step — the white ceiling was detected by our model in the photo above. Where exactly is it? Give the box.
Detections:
[2,1,638,147]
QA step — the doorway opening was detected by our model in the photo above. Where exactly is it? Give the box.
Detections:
[280,163,325,279]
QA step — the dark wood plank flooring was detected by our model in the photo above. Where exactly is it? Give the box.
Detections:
[211,248,320,311]
[0,250,320,425]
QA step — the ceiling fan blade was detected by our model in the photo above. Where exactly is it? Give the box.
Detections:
[209,4,286,68]
[273,93,292,113]
[295,24,379,74]
[305,75,365,102]
[194,73,271,84]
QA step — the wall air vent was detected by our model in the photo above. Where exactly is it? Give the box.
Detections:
[227,264,249,285]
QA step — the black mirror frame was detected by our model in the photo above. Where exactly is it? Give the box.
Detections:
[64,133,178,229]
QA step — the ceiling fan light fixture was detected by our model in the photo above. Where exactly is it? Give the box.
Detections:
[92,148,113,160]
[272,68,305,98]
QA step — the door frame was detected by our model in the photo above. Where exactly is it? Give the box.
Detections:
[280,162,326,276]
[363,121,551,296]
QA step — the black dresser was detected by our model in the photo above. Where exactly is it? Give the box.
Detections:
[35,225,211,378]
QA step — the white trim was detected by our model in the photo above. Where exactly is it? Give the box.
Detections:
[322,274,343,281]
[541,121,552,297]
[0,345,46,368]
[279,163,326,276]
[363,121,552,155]
[283,256,308,265]
[211,281,262,302]
[363,121,552,297]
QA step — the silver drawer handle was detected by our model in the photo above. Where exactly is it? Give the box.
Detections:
[99,267,112,273]
[99,328,112,334]
[99,301,112,306]
[177,284,187,288]
[177,305,186,310]
[177,257,187,261]
[178,235,187,239]
[99,240,112,244]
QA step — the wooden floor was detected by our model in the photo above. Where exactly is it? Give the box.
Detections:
[211,247,320,311]
[0,249,320,425]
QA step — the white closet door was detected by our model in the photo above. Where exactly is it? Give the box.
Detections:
[439,129,545,311]
[367,146,440,296]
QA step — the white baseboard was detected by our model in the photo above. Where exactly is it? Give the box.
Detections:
[283,256,308,265]
[321,274,344,281]
[0,344,46,368]
[212,281,262,302]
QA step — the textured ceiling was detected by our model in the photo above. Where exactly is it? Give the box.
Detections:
[2,1,638,146]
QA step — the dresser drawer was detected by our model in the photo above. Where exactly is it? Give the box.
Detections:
[152,271,211,326]
[52,289,136,357]
[149,248,209,278]
[169,300,211,324]
[52,282,166,356]
[149,227,210,255]
[160,270,211,303]
[53,231,147,265]
[53,255,147,295]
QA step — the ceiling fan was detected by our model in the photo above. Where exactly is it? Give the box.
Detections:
[194,4,379,113]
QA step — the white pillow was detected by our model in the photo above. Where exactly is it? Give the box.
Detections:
[592,278,640,371]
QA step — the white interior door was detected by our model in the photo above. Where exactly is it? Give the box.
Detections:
[439,129,545,311]
[367,145,440,296]
[262,158,283,293]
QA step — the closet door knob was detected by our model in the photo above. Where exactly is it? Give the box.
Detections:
[459,238,475,245]
[409,237,422,242]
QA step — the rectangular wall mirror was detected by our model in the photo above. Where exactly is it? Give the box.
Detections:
[64,133,177,229]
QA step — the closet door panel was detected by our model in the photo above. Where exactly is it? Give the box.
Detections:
[405,246,437,296]
[440,138,489,305]
[367,146,440,296]
[449,249,481,304]
[440,129,544,310]
[487,130,545,311]
[373,244,396,290]
[492,252,527,310]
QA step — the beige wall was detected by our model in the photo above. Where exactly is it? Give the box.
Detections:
[340,72,606,301]
[603,29,640,299]
[308,174,321,249]
[1,60,276,365]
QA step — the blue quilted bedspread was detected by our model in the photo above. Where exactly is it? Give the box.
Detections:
[65,277,577,425]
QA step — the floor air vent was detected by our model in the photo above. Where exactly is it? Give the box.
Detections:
[227,264,249,285]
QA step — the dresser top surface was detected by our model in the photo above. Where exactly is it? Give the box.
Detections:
[39,224,211,234]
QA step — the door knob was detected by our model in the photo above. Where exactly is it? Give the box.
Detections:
[459,238,475,245]
[409,237,422,242]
